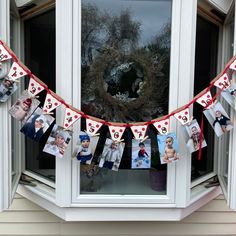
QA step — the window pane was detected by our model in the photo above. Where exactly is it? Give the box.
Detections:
[191,15,219,181]
[80,0,171,194]
[24,9,56,182]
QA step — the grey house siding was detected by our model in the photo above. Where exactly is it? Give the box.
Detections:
[0,194,235,236]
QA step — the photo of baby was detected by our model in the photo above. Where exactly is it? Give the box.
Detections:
[182,119,207,153]
[43,124,72,158]
[221,83,236,110]
[9,90,40,122]
[20,107,55,142]
[98,138,125,171]
[73,131,99,164]
[131,139,151,169]
[0,77,17,103]
[157,133,179,164]
[203,102,233,137]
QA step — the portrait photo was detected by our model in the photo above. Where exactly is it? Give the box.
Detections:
[0,77,17,103]
[131,139,151,169]
[43,124,73,158]
[9,90,40,122]
[20,107,55,142]
[221,83,236,110]
[157,133,179,164]
[73,131,99,164]
[181,119,207,153]
[98,138,125,171]
[203,102,233,137]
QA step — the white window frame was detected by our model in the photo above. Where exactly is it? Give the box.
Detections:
[2,0,236,220]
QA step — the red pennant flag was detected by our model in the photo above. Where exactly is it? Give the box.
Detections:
[7,62,27,81]
[214,73,230,90]
[43,92,62,114]
[130,124,148,140]
[63,107,81,129]
[174,108,191,125]
[86,118,103,136]
[27,77,45,96]
[196,91,214,109]
[153,118,170,135]
[229,59,236,70]
[0,44,12,61]
[108,125,126,142]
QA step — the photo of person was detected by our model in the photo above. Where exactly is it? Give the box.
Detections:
[157,133,179,164]
[20,107,55,142]
[182,119,207,153]
[73,131,99,164]
[203,102,233,137]
[131,139,151,169]
[43,124,72,158]
[9,90,40,122]
[221,83,236,110]
[98,138,125,171]
[0,77,17,102]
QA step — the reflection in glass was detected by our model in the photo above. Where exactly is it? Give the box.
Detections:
[81,0,172,194]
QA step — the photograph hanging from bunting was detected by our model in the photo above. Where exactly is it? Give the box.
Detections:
[20,107,55,142]
[9,90,40,122]
[157,133,179,164]
[131,139,151,169]
[181,119,207,153]
[98,138,125,171]
[43,124,72,158]
[0,77,17,103]
[221,82,236,110]
[203,102,233,137]
[73,131,99,164]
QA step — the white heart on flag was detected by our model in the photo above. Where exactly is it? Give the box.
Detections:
[28,77,45,96]
[130,125,148,140]
[153,118,170,135]
[43,93,61,113]
[86,118,103,136]
[0,44,12,61]
[196,91,214,109]
[108,125,125,142]
[214,73,230,90]
[63,107,81,129]
[174,108,190,125]
[8,62,27,81]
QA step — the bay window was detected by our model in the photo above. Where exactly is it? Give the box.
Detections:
[0,0,236,221]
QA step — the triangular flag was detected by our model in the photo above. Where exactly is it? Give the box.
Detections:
[214,73,230,90]
[196,91,214,108]
[63,107,81,129]
[229,59,236,70]
[0,44,12,61]
[7,62,27,81]
[86,118,103,136]
[153,118,170,135]
[43,92,61,113]
[130,124,148,140]
[28,77,45,96]
[174,108,191,125]
[108,125,126,142]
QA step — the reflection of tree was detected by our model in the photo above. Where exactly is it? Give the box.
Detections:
[81,3,170,122]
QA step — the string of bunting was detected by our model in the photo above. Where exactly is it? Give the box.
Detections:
[0,39,236,171]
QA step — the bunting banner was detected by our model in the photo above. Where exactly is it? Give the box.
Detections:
[43,92,62,114]
[108,124,126,142]
[130,124,148,140]
[0,39,236,166]
[0,44,12,61]
[7,62,27,81]
[153,118,170,135]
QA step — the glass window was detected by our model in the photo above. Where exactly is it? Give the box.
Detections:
[191,15,219,181]
[24,9,56,182]
[80,0,172,195]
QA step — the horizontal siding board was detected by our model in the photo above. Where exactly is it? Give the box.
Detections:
[8,199,44,211]
[0,212,61,223]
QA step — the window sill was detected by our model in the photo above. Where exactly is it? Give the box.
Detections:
[17,183,222,221]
